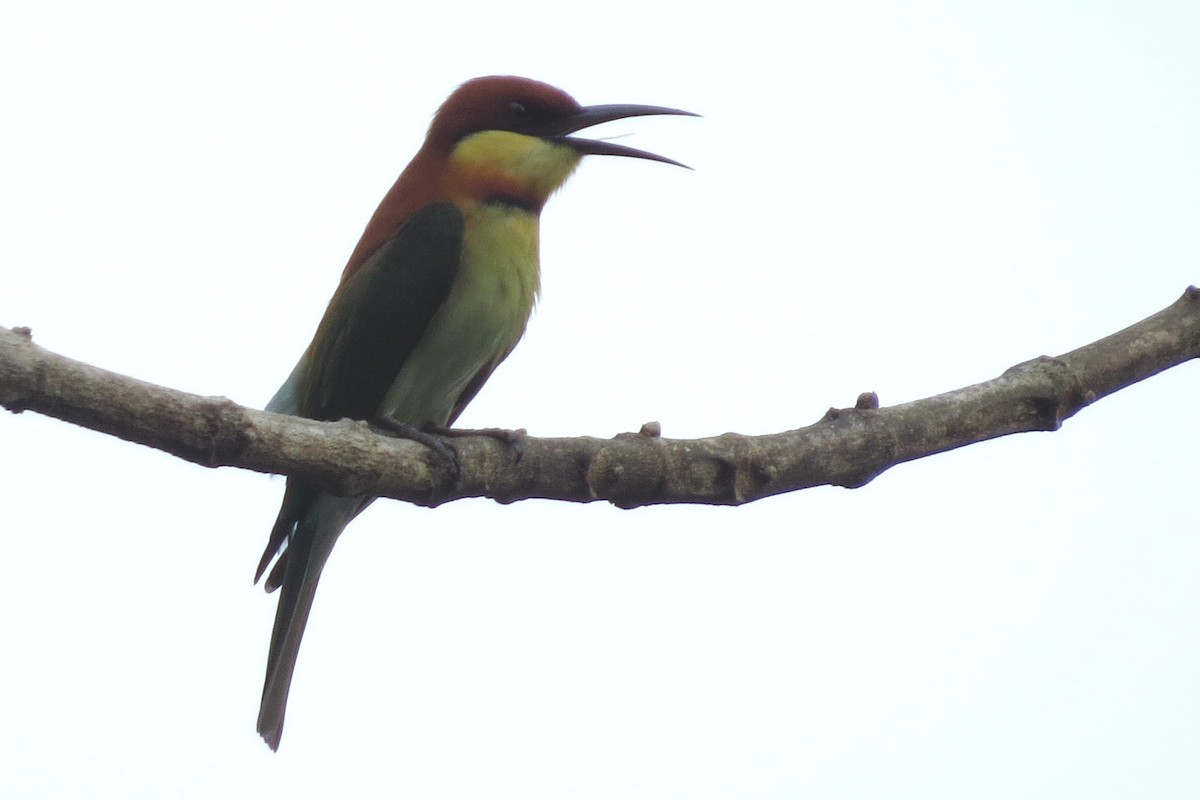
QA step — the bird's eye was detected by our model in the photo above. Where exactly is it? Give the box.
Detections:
[509,102,527,117]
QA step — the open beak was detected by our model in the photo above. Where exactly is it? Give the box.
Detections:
[549,103,698,168]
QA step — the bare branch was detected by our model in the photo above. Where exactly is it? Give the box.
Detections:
[2,287,1197,508]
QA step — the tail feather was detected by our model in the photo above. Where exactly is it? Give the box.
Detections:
[256,485,369,750]
[256,483,316,585]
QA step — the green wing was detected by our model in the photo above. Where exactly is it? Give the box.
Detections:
[269,200,466,422]
[254,200,464,585]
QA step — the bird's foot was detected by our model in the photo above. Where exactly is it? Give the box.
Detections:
[426,424,527,463]
[371,419,462,480]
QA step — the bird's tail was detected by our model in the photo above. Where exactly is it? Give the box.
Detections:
[256,486,369,750]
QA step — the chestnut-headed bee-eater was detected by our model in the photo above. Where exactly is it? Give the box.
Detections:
[254,76,694,749]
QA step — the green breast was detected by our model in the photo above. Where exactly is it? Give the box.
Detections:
[377,202,541,425]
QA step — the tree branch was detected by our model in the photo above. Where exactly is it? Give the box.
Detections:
[2,286,1198,509]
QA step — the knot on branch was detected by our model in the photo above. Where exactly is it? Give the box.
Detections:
[0,326,37,411]
[1003,356,1091,431]
[588,432,667,509]
[200,396,254,467]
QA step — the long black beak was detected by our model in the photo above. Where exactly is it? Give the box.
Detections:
[550,103,698,168]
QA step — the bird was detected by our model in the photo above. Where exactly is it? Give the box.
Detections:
[253,75,694,750]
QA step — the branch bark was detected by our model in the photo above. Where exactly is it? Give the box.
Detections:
[2,287,1198,509]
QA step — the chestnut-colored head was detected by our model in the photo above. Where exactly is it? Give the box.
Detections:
[428,76,583,147]
[428,75,696,166]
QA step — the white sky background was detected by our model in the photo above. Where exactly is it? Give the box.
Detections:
[2,0,1198,796]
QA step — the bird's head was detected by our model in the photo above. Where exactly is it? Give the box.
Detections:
[428,76,695,211]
